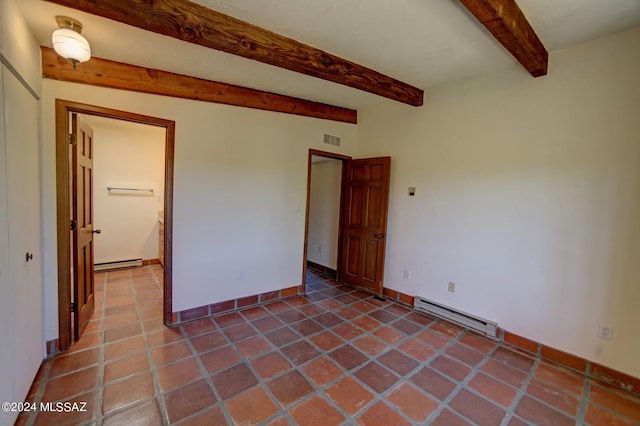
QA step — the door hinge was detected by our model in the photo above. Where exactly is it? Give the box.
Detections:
[69,134,77,145]
[70,302,77,313]
[70,220,77,230]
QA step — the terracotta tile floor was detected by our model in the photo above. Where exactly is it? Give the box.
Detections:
[17,266,640,425]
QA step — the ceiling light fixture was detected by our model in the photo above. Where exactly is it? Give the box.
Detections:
[52,15,91,68]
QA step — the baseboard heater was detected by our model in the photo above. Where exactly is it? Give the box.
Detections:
[414,296,498,338]
[94,258,143,271]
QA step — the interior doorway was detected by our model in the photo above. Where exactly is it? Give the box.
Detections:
[302,149,392,296]
[306,155,344,278]
[55,99,175,351]
[302,149,350,291]
[84,114,166,271]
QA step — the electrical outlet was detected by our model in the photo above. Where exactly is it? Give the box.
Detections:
[403,269,411,279]
[598,323,613,340]
[318,244,323,254]
[448,282,456,293]
[238,272,245,281]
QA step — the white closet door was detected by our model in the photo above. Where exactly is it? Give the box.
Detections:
[0,64,15,426]
[0,63,43,425]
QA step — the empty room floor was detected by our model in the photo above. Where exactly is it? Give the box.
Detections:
[16,266,640,425]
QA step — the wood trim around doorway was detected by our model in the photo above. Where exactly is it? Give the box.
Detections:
[301,149,351,292]
[55,99,175,351]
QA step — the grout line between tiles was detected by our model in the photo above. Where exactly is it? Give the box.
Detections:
[170,322,233,425]
[236,300,344,424]
[502,355,541,426]
[93,268,108,425]
[266,293,424,423]
[26,268,640,425]
[136,271,170,426]
[576,377,591,425]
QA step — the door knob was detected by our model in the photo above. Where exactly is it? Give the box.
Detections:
[26,252,33,262]
[92,229,101,234]
[375,233,385,238]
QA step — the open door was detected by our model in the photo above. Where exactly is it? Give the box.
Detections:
[71,113,96,340]
[56,100,175,350]
[340,157,391,295]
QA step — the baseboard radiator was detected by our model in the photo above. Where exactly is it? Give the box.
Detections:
[94,258,143,271]
[414,296,498,338]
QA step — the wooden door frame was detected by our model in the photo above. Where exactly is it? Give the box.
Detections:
[55,99,175,351]
[301,149,351,292]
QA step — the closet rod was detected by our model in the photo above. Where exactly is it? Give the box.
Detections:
[107,186,154,193]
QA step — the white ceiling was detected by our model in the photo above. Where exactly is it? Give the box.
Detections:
[18,0,640,110]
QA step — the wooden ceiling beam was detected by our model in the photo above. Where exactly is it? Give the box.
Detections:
[41,47,357,124]
[44,0,424,106]
[459,0,548,77]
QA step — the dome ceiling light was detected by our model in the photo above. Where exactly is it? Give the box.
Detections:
[52,15,91,68]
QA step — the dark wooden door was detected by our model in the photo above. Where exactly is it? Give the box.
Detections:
[72,114,96,340]
[340,157,391,295]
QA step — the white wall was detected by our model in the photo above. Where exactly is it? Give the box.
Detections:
[89,116,166,264]
[40,80,357,340]
[357,27,640,378]
[0,0,41,95]
[307,158,342,269]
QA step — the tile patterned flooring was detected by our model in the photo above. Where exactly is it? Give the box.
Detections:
[17,266,640,425]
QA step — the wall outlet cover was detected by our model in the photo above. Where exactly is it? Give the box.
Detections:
[598,323,613,340]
